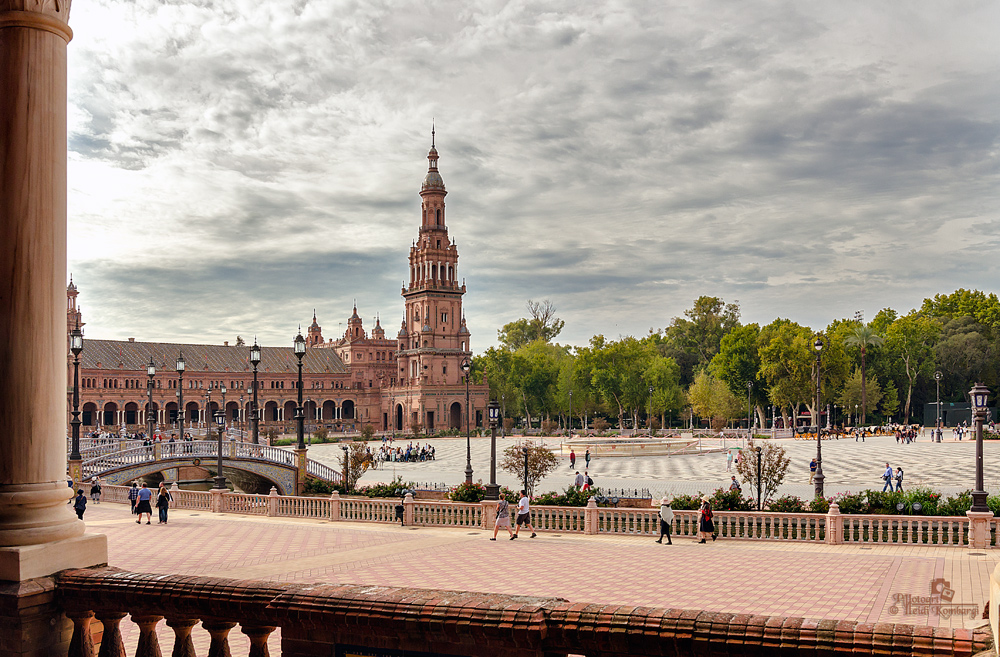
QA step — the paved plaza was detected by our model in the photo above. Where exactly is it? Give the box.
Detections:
[305,431,1000,499]
[85,499,995,654]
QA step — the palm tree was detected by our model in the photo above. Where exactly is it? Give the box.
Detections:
[845,324,885,425]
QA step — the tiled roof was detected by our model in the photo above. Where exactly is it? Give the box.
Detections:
[80,340,348,375]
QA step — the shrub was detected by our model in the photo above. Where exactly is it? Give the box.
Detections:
[809,496,831,514]
[593,418,610,433]
[904,487,941,515]
[938,490,972,516]
[499,486,519,503]
[534,486,596,507]
[360,424,375,441]
[830,491,866,514]
[312,428,328,442]
[669,493,702,510]
[768,495,807,513]
[865,490,906,515]
[708,487,753,511]
[356,476,415,499]
[541,420,558,435]
[449,481,487,503]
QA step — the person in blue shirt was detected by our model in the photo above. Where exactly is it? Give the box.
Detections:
[134,483,154,524]
[882,463,894,492]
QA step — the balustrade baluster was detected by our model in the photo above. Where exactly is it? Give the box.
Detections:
[239,625,275,657]
[203,621,237,657]
[95,612,127,657]
[165,618,199,657]
[132,615,164,657]
[67,610,96,657]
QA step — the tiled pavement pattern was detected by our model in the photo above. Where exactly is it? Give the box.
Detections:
[306,432,1000,498]
[84,500,997,656]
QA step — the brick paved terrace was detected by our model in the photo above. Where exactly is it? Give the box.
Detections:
[83,498,996,655]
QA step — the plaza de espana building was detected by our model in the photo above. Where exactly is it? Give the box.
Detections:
[66,139,489,440]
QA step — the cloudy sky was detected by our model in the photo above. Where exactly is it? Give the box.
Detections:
[66,0,1000,351]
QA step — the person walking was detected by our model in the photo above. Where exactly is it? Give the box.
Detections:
[569,449,576,469]
[882,462,894,492]
[73,489,87,520]
[511,490,536,540]
[809,458,817,484]
[726,450,733,472]
[156,484,173,524]
[894,467,904,493]
[128,482,139,514]
[134,483,154,524]
[490,498,514,540]
[698,496,716,543]
[574,471,585,489]
[584,449,591,470]
[655,497,673,544]
[582,472,593,492]
[90,477,102,504]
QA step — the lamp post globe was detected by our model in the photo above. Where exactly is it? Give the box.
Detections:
[935,371,942,442]
[69,324,84,463]
[250,339,261,444]
[461,359,473,484]
[220,385,227,440]
[970,383,990,512]
[812,337,825,499]
[294,331,306,450]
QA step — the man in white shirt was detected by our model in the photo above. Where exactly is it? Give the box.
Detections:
[511,490,536,540]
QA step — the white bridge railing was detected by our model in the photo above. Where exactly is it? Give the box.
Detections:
[79,441,340,483]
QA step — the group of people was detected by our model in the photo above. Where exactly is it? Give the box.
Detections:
[375,442,435,464]
[127,482,174,524]
[573,470,594,491]
[881,462,904,491]
[652,495,716,545]
[567,448,592,470]
[490,490,537,540]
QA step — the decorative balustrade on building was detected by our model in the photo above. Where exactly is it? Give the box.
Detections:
[98,486,998,548]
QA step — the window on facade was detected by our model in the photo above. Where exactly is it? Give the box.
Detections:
[442,312,448,324]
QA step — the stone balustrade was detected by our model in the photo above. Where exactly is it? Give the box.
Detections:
[56,566,992,657]
[100,486,997,547]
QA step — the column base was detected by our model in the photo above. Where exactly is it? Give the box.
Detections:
[0,575,71,657]
[0,534,108,582]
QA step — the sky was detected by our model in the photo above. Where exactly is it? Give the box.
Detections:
[66,0,1000,351]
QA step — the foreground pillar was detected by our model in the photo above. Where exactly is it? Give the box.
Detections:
[1,1,107,653]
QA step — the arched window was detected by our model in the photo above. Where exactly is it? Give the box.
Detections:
[436,208,440,223]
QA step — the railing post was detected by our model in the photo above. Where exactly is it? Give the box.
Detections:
[404,492,415,526]
[202,621,237,657]
[584,498,599,535]
[164,618,199,657]
[210,488,224,513]
[481,499,498,531]
[95,611,127,657]
[330,490,341,521]
[825,503,842,545]
[67,610,96,657]
[267,487,279,517]
[132,614,164,657]
[240,624,277,657]
[967,510,994,549]
[153,442,162,461]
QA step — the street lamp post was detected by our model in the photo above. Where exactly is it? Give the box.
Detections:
[214,409,227,489]
[746,381,753,441]
[854,404,858,428]
[935,371,942,442]
[175,352,185,437]
[69,324,84,462]
[220,385,227,439]
[461,359,473,484]
[239,394,245,435]
[647,385,654,435]
[294,331,306,450]
[522,445,529,496]
[146,357,156,441]
[755,445,763,511]
[970,383,990,513]
[250,339,261,444]
[486,401,501,500]
[813,338,825,499]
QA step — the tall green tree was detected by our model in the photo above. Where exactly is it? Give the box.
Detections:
[661,296,741,384]
[844,324,885,425]
[757,319,813,428]
[711,323,765,427]
[838,368,883,422]
[497,299,565,350]
[884,313,941,424]
[687,370,743,430]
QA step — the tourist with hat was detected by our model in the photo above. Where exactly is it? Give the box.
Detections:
[698,495,716,544]
[655,496,673,544]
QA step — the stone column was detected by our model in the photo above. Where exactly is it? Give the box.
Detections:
[0,0,107,585]
[403,491,415,526]
[825,503,843,545]
[293,448,306,496]
[584,498,598,535]
[967,510,993,549]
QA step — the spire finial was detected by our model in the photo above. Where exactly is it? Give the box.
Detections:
[432,120,435,148]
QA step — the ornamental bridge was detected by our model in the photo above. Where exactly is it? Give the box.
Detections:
[73,440,341,495]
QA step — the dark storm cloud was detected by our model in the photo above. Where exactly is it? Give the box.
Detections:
[66,0,1000,349]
